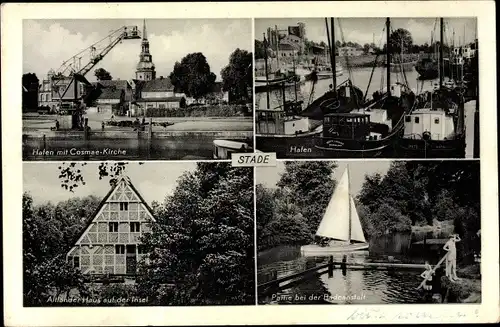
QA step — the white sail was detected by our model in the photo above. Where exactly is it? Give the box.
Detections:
[316,168,350,241]
[349,196,367,243]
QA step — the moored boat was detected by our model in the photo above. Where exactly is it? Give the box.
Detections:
[213,139,252,159]
[312,18,416,158]
[397,18,466,158]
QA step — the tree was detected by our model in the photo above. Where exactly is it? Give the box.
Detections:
[23,193,98,305]
[94,68,112,81]
[22,73,39,111]
[256,184,275,241]
[389,28,413,54]
[277,161,337,232]
[137,163,254,305]
[169,52,217,101]
[363,43,371,54]
[220,48,253,103]
[254,39,266,59]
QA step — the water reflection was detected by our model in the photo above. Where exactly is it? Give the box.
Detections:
[258,230,452,304]
[255,67,440,111]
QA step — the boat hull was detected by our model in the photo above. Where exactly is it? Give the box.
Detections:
[256,133,321,158]
[396,136,466,158]
[300,243,369,257]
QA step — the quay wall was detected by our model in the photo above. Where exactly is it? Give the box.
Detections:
[22,130,252,160]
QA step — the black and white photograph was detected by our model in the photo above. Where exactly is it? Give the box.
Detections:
[254,17,479,159]
[22,19,253,161]
[23,162,255,306]
[3,1,498,326]
[256,160,481,304]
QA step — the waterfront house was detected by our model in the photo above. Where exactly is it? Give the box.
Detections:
[132,76,186,115]
[91,80,132,115]
[339,46,363,57]
[66,176,155,276]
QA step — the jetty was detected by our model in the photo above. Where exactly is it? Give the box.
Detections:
[258,257,428,295]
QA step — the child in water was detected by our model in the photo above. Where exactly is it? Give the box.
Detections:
[420,261,434,291]
[443,234,461,282]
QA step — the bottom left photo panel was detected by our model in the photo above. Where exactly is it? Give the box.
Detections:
[22,161,255,306]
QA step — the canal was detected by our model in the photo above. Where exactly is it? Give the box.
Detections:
[257,229,454,304]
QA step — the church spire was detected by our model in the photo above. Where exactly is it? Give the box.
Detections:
[136,18,155,81]
[142,19,147,41]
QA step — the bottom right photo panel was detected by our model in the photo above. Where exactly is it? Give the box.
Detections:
[256,160,481,305]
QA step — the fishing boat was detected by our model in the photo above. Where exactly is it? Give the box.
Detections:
[255,18,364,158]
[301,167,369,256]
[397,18,466,158]
[313,17,416,158]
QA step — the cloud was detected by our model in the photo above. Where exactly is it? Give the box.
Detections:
[23,19,251,82]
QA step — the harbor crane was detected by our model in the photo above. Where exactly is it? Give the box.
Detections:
[51,25,141,128]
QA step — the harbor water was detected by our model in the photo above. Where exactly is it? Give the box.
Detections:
[257,229,454,304]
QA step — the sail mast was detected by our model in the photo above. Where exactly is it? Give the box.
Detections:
[386,17,391,96]
[275,25,280,73]
[439,17,444,89]
[347,165,352,244]
[263,33,270,108]
[331,18,337,90]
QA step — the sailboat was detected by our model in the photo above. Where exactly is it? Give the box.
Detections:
[300,167,369,256]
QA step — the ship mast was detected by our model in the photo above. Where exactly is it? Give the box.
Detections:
[386,17,391,96]
[263,33,270,108]
[439,17,444,89]
[275,25,280,74]
[325,18,335,90]
[331,18,337,90]
[347,165,352,244]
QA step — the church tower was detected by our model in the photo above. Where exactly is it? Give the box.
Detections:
[135,20,156,81]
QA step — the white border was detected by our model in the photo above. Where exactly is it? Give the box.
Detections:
[2,1,499,326]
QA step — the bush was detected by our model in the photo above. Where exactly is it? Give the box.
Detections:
[144,105,250,118]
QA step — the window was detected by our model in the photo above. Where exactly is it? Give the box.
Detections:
[109,222,118,232]
[434,118,440,124]
[120,202,128,211]
[414,117,420,124]
[405,116,411,122]
[73,256,80,268]
[115,245,125,254]
[130,222,141,233]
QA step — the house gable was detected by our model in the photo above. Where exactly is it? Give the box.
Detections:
[67,176,156,275]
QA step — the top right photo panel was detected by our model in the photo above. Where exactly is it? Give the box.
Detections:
[254,17,479,159]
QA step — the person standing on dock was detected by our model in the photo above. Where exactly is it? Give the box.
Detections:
[443,234,461,281]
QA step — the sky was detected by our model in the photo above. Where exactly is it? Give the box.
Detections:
[256,160,392,197]
[23,19,252,82]
[23,162,198,205]
[255,17,477,47]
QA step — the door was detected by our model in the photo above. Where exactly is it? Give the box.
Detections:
[126,245,137,275]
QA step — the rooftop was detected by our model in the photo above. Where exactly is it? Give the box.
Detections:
[141,77,174,92]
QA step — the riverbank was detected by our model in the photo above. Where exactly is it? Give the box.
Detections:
[411,220,454,233]
[442,263,481,303]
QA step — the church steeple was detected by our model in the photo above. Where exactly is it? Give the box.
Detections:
[136,19,155,81]
[142,19,147,41]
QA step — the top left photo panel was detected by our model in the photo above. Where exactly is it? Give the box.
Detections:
[22,18,254,161]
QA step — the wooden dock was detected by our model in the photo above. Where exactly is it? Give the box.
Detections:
[258,258,428,295]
